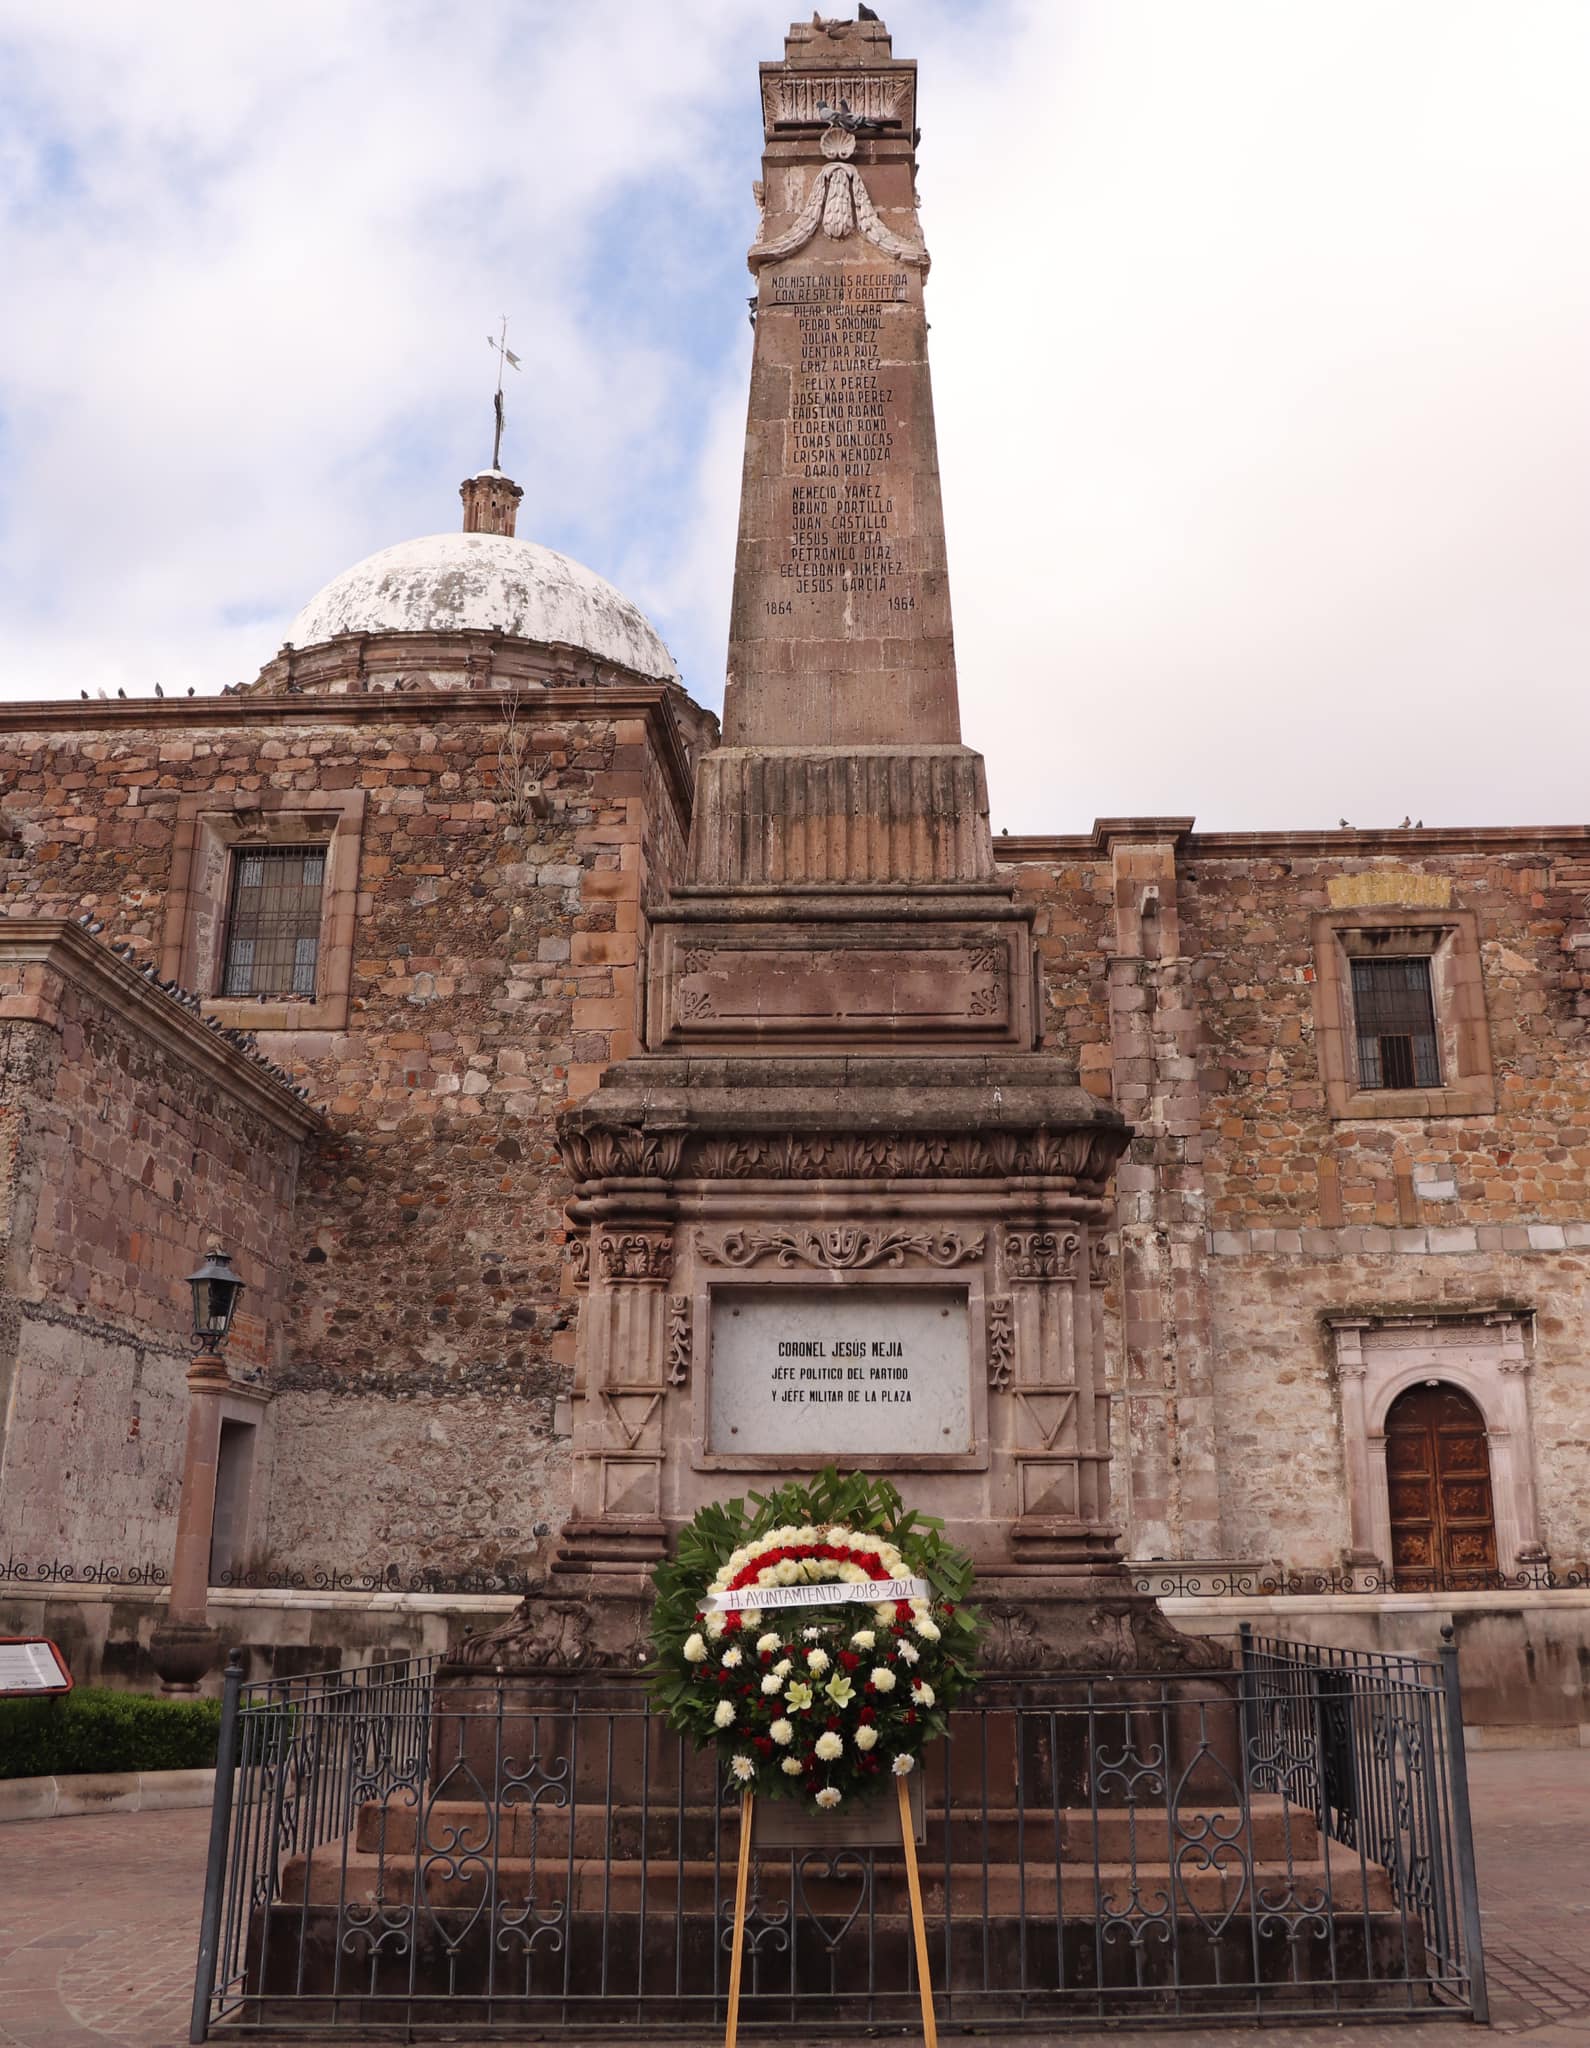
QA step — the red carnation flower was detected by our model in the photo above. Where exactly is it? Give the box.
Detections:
[859,1706,877,1724]
[724,1611,742,1632]
[838,1651,860,1671]
[754,1737,773,1757]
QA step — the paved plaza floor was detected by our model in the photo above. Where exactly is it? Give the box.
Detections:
[0,1750,1585,2048]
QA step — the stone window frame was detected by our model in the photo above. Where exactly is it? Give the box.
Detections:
[1328,1309,1542,1580]
[1311,906,1495,1119]
[161,790,364,1032]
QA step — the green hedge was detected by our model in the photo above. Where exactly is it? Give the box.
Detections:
[0,1687,222,1781]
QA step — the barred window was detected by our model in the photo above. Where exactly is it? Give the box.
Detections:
[220,847,326,999]
[1351,957,1441,1090]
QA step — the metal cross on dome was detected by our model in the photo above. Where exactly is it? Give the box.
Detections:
[485,315,521,471]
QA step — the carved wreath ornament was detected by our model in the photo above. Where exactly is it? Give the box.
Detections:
[748,162,928,271]
[649,1469,978,1813]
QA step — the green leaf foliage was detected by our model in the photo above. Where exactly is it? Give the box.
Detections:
[648,1467,981,1812]
[0,1687,222,1780]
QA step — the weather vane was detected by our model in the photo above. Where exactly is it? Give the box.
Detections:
[486,316,521,470]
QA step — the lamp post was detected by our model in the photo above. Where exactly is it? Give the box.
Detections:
[149,1250,247,1695]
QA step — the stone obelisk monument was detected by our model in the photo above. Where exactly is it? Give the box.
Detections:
[468,13,1216,1677]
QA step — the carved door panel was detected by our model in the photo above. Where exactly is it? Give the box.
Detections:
[1385,1383,1497,1590]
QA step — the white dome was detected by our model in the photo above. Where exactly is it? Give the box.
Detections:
[285,531,678,680]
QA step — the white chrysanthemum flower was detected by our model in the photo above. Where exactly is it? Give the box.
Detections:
[913,1616,941,1643]
[713,1700,736,1729]
[773,1658,793,1678]
[912,1680,935,1708]
[850,1628,876,1650]
[892,1754,914,1777]
[871,1667,896,1693]
[683,1633,708,1663]
[770,1718,794,1745]
[814,1786,842,1809]
[757,1567,776,1587]
[721,1646,743,1669]
[806,1648,830,1674]
[741,1609,763,1628]
[853,1724,879,1752]
[706,1613,727,1640]
[814,1731,843,1761]
[774,1559,800,1585]
[873,1603,894,1626]
[728,1548,751,1573]
[761,1673,783,1696]
[897,1640,920,1666]
[795,1525,818,1544]
[731,1754,756,1782]
[839,1563,865,1583]
[802,1627,822,1641]
[756,1632,781,1656]
[781,1756,803,1776]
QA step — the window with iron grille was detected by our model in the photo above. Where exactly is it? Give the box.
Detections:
[1351,957,1441,1090]
[220,847,326,999]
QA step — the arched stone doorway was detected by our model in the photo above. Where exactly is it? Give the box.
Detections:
[1385,1382,1498,1590]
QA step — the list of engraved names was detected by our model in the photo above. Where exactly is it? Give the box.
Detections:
[768,268,912,617]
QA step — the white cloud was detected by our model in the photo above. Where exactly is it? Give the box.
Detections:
[2,2,1586,831]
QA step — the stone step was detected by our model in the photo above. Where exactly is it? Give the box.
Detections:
[281,1839,1385,1917]
[352,1793,1320,1865]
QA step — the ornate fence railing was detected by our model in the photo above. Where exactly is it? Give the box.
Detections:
[6,1551,1582,1598]
[1131,1560,1585,1597]
[189,1634,1485,2036]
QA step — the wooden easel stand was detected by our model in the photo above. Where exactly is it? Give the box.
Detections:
[723,1776,937,2048]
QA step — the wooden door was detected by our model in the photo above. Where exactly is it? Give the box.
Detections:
[1385,1383,1498,1590]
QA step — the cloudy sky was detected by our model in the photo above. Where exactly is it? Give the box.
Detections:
[2,1,1586,832]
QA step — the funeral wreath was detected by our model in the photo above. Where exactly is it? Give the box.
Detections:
[649,1468,979,1812]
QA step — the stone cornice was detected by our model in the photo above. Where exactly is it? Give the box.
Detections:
[0,920,322,1140]
[998,821,1590,863]
[0,685,706,836]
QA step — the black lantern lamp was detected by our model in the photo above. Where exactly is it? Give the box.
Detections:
[186,1249,245,1355]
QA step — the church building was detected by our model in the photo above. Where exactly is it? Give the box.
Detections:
[1,11,1586,1726]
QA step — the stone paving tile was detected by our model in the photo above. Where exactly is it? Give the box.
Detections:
[0,1750,1584,2045]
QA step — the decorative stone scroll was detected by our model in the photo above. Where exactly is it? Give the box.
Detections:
[986,1296,1015,1390]
[665,1295,692,1387]
[663,1128,1123,1187]
[562,1127,687,1182]
[697,1225,984,1271]
[597,1231,674,1282]
[749,162,928,271]
[1003,1230,1080,1282]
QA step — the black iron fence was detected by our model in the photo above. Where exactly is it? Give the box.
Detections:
[1131,1560,1585,1597]
[189,1632,1485,2036]
[7,1551,1583,1599]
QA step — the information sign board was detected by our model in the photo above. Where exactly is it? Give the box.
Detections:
[0,1637,73,1697]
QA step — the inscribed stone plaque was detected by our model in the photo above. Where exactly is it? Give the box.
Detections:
[708,1286,971,1456]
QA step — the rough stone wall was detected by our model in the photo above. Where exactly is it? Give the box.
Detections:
[1184,849,1590,1228]
[1005,833,1590,1573]
[0,694,700,1576]
[0,960,301,1562]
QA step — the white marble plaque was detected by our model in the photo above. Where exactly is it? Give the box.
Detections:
[708,1287,971,1455]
